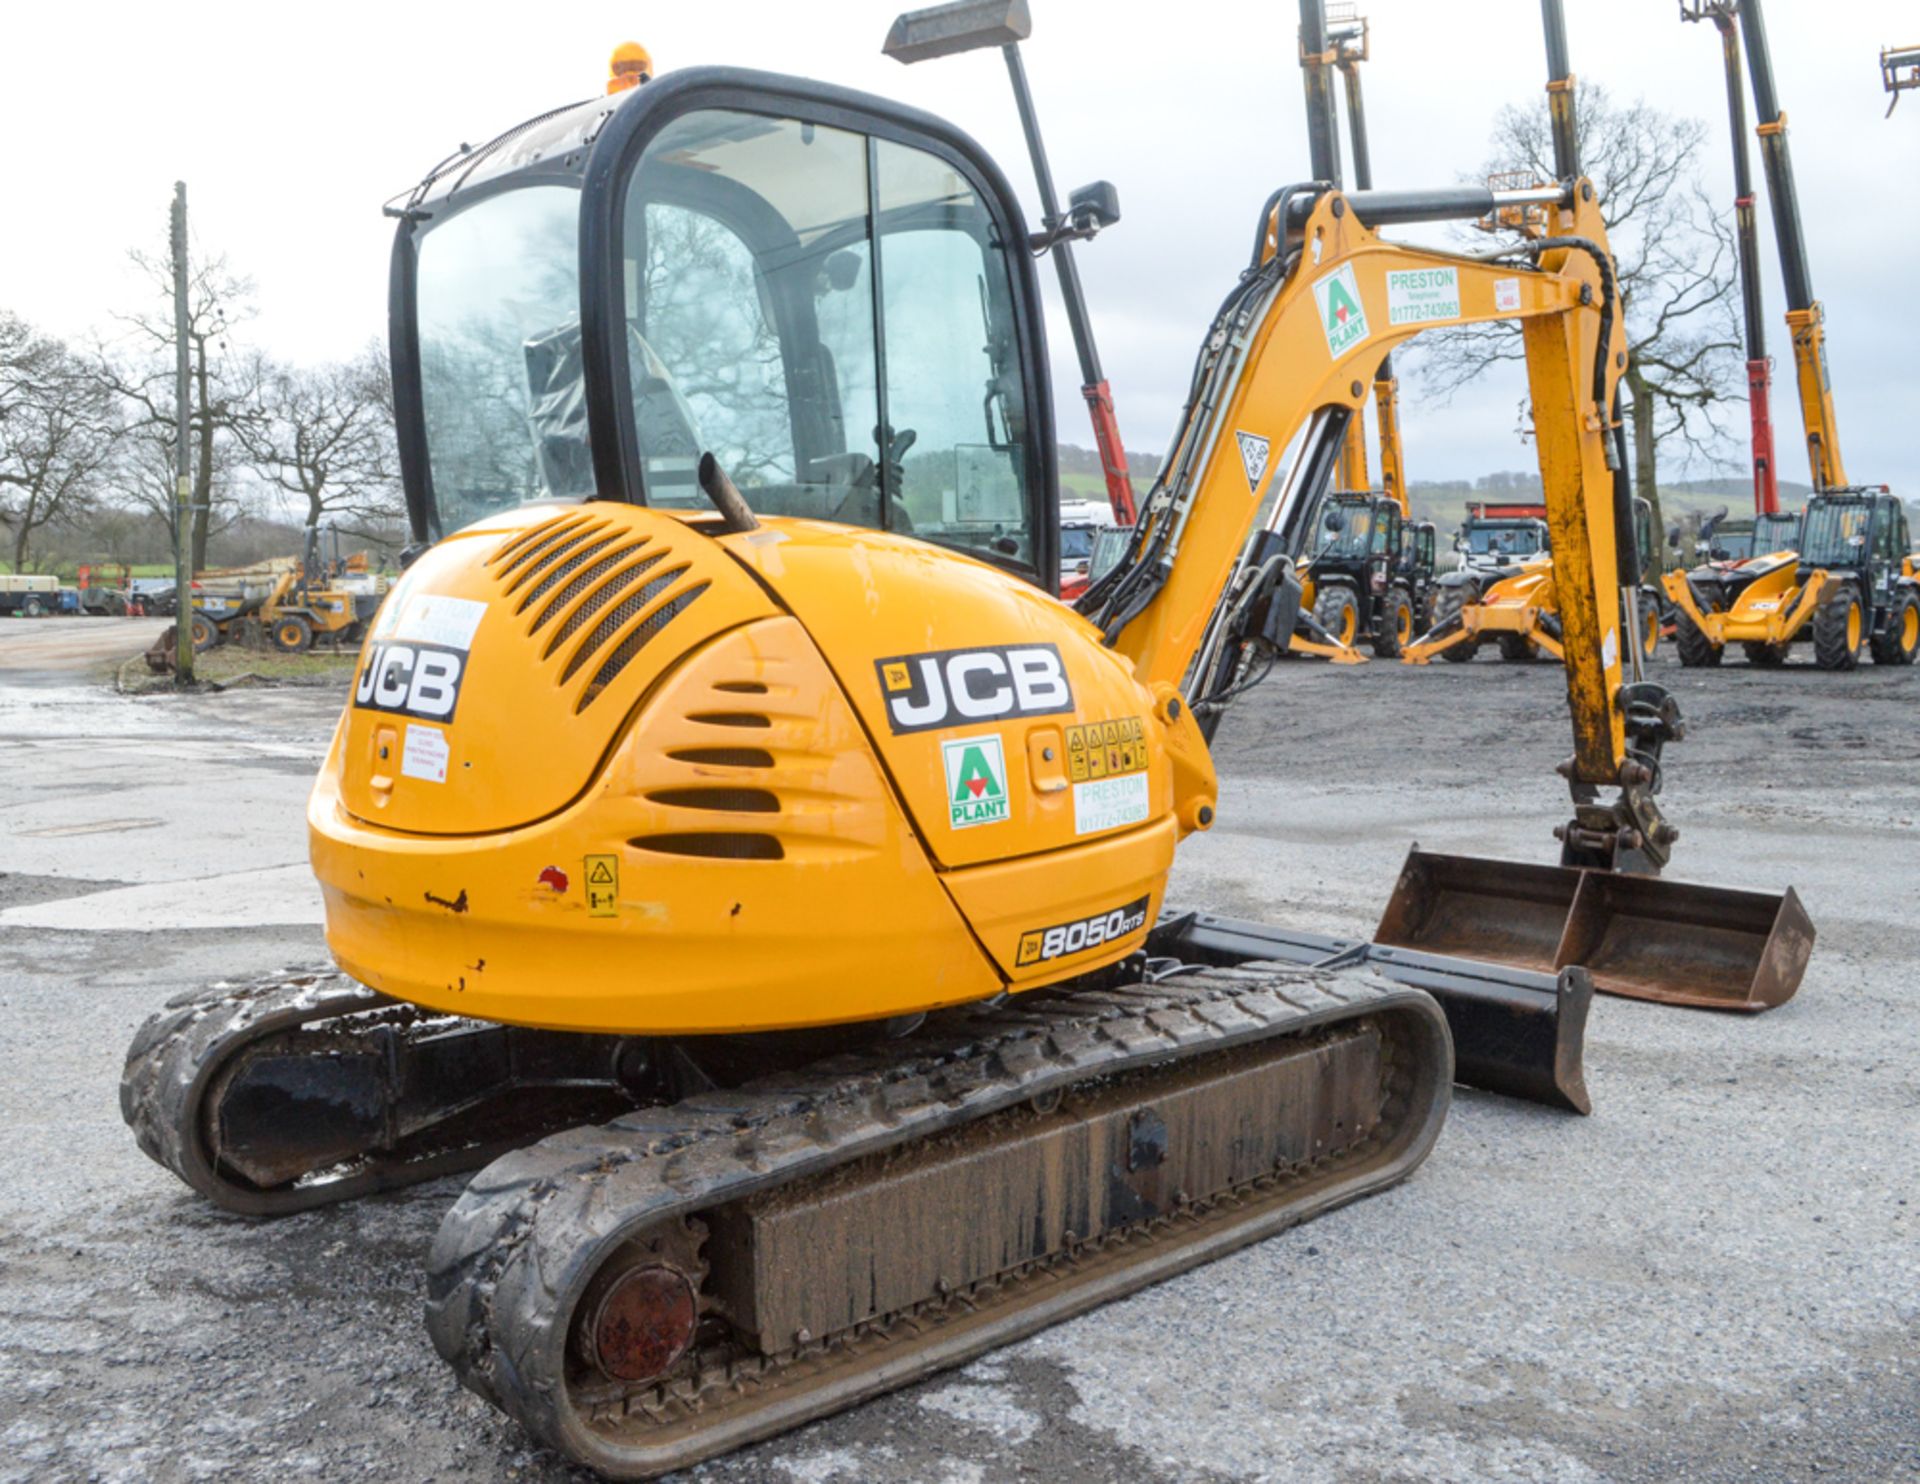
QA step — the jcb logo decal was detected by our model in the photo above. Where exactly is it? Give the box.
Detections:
[1015,895,1152,968]
[354,642,465,723]
[874,643,1074,735]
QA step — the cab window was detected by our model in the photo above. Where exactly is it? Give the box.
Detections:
[617,110,1035,572]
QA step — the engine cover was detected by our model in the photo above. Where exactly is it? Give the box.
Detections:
[309,503,1216,1034]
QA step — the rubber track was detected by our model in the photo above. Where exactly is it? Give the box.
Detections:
[119,968,543,1216]
[425,963,1449,1478]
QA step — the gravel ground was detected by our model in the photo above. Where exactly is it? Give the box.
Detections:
[1,624,1915,1484]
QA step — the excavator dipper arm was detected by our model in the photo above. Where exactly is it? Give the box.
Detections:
[1089,184,1644,851]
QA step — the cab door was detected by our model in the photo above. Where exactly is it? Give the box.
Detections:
[1869,497,1902,608]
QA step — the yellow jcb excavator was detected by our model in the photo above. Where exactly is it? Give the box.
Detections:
[120,4,1812,1476]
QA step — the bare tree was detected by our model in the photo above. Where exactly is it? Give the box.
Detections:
[0,314,121,571]
[235,342,402,537]
[92,246,262,573]
[1413,82,1742,545]
[109,416,248,561]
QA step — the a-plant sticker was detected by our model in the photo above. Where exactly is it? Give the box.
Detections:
[942,734,1010,830]
[1385,266,1460,326]
[1235,431,1272,494]
[1313,263,1371,357]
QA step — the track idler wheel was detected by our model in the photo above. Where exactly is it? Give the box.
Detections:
[574,1220,708,1385]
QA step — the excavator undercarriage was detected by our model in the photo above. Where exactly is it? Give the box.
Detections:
[125,957,1450,1477]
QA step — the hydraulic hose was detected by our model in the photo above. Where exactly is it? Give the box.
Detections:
[1526,235,1618,435]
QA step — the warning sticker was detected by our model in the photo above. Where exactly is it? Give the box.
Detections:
[1312,263,1371,357]
[1065,717,1147,782]
[584,854,620,917]
[400,723,449,784]
[1385,267,1461,326]
[1494,276,1523,314]
[1601,628,1618,673]
[1235,432,1272,494]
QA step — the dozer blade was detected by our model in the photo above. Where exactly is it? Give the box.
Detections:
[1156,913,1592,1114]
[1375,848,1814,1013]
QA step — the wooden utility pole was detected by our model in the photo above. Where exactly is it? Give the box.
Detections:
[171,183,194,684]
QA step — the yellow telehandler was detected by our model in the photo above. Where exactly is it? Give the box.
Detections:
[1663,0,1918,668]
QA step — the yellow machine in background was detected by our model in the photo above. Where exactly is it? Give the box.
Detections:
[1662,0,1919,669]
[180,527,387,654]
[1405,497,1662,666]
[122,5,1812,1477]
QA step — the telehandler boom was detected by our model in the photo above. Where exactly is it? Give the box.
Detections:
[1664,0,1919,668]
[121,3,1811,1476]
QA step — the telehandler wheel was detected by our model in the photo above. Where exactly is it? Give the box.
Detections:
[1638,604,1661,663]
[1314,585,1360,649]
[1743,642,1788,668]
[271,614,315,654]
[1813,589,1863,671]
[1497,634,1537,664]
[1432,585,1480,663]
[1869,594,1919,666]
[1673,611,1721,668]
[1373,587,1414,659]
[188,613,220,652]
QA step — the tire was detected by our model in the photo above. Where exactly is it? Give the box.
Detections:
[1869,592,1919,666]
[1497,633,1536,664]
[1373,586,1414,659]
[1812,588,1863,671]
[1742,642,1788,668]
[1313,585,1360,650]
[188,613,220,652]
[22,598,43,618]
[271,614,314,654]
[1674,610,1722,668]
[1431,584,1481,663]
[1636,595,1661,663]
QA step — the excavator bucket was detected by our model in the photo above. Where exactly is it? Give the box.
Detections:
[1375,849,1814,1013]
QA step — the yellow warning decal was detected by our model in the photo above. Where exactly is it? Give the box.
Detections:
[1064,716,1147,783]
[584,854,620,917]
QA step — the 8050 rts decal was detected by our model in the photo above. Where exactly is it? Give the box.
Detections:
[1014,895,1152,968]
[875,643,1073,735]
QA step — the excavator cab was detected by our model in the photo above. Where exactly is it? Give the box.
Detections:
[398,78,1057,584]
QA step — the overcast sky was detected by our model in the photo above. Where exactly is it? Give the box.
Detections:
[5,0,1915,493]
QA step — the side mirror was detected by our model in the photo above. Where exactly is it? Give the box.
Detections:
[1067,180,1120,236]
[1323,509,1346,534]
[1030,180,1121,253]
